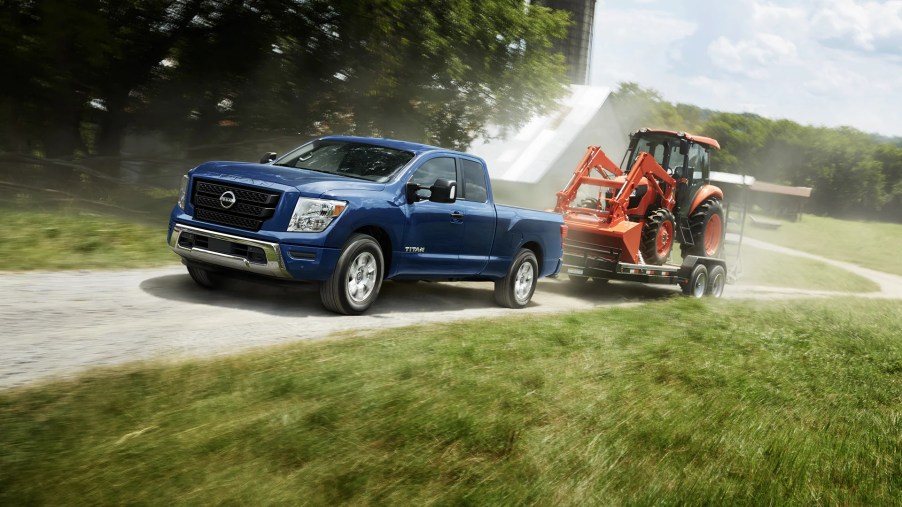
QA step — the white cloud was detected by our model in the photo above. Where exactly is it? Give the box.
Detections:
[590,0,902,136]
[707,33,798,78]
[812,0,902,54]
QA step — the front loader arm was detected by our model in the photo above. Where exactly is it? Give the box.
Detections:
[555,146,624,211]
[609,152,677,221]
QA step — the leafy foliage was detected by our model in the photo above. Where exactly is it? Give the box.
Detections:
[0,0,570,155]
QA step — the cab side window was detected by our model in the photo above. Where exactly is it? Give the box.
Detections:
[459,159,488,202]
[410,157,456,199]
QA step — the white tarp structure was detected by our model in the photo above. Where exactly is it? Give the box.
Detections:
[469,85,611,183]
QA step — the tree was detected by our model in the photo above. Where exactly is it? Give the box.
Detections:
[0,0,571,156]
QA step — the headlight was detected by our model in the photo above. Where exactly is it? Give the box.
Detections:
[177,175,189,210]
[288,198,347,232]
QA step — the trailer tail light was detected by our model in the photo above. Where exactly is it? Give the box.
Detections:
[560,224,568,248]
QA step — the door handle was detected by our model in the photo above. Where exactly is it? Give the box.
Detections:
[450,211,464,222]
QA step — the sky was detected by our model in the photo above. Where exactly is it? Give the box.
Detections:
[588,0,902,137]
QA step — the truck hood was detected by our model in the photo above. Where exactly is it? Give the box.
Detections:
[191,161,386,196]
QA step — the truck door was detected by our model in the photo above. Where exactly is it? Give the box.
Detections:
[397,156,466,276]
[455,158,495,274]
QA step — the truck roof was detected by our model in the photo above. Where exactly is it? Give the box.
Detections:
[319,135,449,155]
[634,129,721,150]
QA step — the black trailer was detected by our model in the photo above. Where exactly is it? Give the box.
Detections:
[561,240,727,297]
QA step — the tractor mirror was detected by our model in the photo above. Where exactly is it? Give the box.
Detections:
[679,140,689,155]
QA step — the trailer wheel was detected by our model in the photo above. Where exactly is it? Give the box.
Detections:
[495,249,538,309]
[187,266,221,289]
[682,199,725,258]
[320,234,384,315]
[707,265,726,298]
[681,264,708,298]
[640,208,675,265]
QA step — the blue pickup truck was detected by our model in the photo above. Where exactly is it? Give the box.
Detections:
[168,136,565,314]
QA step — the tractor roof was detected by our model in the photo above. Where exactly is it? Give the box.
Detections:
[633,129,721,150]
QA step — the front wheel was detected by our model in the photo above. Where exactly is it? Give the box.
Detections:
[320,234,384,315]
[494,249,538,309]
[187,266,221,289]
[640,208,675,265]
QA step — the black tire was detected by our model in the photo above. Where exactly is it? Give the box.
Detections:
[640,208,675,265]
[681,199,725,258]
[494,249,538,309]
[187,266,221,289]
[706,264,726,298]
[680,264,708,298]
[320,234,384,315]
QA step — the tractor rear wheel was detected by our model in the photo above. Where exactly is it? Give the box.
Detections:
[681,198,725,258]
[640,208,675,265]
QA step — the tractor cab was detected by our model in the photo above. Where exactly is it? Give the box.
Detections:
[620,129,720,220]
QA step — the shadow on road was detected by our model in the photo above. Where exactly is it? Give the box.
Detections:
[140,270,681,317]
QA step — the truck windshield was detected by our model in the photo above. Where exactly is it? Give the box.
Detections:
[274,141,415,182]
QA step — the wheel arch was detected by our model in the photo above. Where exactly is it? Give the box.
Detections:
[353,225,392,272]
[520,240,543,273]
[689,185,724,214]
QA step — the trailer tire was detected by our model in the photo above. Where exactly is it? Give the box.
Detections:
[320,234,384,315]
[682,198,725,258]
[681,264,708,298]
[495,249,538,309]
[640,208,675,265]
[187,266,221,289]
[707,264,726,298]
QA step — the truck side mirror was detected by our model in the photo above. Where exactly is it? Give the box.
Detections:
[260,152,277,164]
[429,179,457,203]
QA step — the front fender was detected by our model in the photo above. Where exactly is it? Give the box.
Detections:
[689,185,724,214]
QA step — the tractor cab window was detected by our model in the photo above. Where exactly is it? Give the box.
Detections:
[686,144,709,182]
[621,136,683,175]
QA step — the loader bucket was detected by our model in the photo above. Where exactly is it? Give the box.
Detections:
[566,215,643,264]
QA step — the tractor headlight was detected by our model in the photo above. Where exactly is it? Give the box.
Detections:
[288,198,347,232]
[177,174,189,210]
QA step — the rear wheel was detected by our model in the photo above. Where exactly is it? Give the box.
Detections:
[187,266,221,289]
[640,208,675,265]
[495,249,538,308]
[681,264,708,298]
[320,234,384,315]
[707,264,726,298]
[681,199,725,258]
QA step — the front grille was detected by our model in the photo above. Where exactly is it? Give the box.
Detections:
[177,231,268,264]
[192,179,281,231]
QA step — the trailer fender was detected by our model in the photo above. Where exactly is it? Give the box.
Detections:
[689,185,724,214]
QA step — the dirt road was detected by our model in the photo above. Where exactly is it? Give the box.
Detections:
[3,241,901,389]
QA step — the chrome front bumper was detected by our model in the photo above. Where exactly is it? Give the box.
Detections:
[169,224,292,279]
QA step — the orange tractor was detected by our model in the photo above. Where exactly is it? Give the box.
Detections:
[554,129,728,297]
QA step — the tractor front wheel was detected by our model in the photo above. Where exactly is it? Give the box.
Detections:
[640,208,675,265]
[682,199,725,258]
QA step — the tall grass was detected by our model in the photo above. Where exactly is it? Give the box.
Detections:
[2,298,900,504]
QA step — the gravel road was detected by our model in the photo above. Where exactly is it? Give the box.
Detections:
[3,240,901,389]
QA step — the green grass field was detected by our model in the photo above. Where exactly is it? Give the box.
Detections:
[2,298,901,505]
[0,211,176,270]
[735,244,879,292]
[745,214,902,276]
